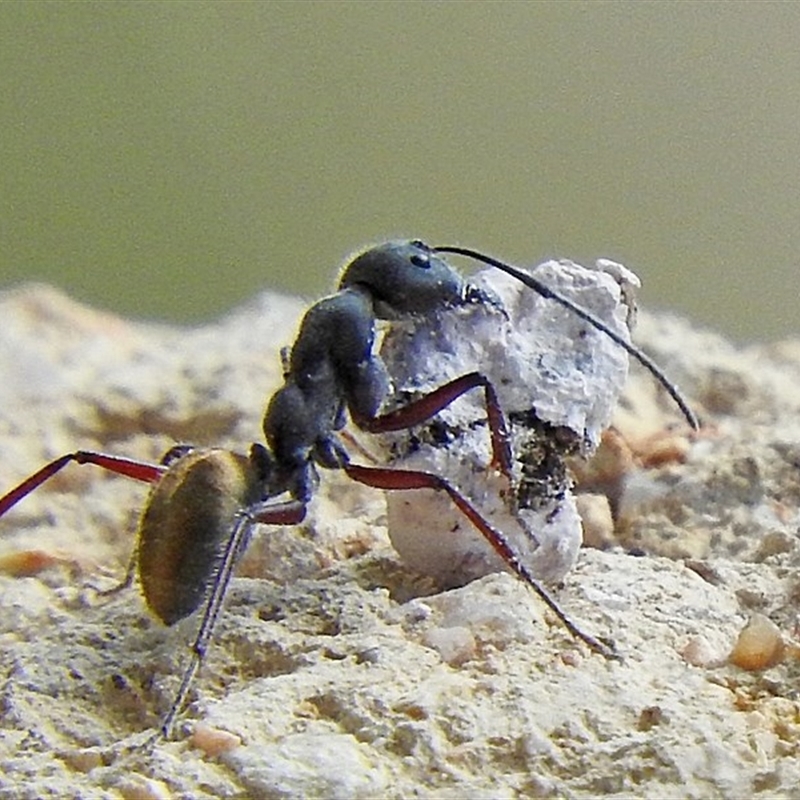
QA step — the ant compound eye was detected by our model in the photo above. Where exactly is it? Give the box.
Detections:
[409,253,431,269]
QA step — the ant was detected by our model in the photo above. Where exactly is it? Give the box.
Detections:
[0,240,698,739]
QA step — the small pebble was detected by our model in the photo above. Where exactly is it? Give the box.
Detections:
[0,549,63,577]
[729,614,785,671]
[559,649,582,668]
[681,635,724,668]
[115,775,172,800]
[189,722,242,757]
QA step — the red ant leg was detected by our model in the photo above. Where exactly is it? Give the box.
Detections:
[353,371,513,477]
[343,462,617,660]
[0,452,166,517]
[160,498,306,739]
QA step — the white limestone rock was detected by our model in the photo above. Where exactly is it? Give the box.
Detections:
[376,258,635,585]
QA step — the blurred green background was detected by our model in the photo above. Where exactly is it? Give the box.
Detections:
[1,1,797,342]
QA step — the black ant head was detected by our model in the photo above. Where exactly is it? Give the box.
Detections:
[338,239,467,319]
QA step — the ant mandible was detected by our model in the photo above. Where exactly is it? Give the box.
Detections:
[0,239,698,739]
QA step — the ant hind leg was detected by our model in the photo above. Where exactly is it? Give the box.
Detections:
[343,461,618,660]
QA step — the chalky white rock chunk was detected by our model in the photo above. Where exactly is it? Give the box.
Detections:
[377,257,636,586]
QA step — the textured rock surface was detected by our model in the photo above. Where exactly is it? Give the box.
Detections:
[1,280,800,798]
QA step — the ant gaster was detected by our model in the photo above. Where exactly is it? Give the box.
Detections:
[0,240,698,739]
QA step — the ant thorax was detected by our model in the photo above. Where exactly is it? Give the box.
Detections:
[376,258,639,588]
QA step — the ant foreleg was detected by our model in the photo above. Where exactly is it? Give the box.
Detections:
[0,452,166,517]
[353,371,513,477]
[160,497,306,739]
[343,462,618,660]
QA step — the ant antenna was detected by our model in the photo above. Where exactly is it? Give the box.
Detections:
[434,245,699,431]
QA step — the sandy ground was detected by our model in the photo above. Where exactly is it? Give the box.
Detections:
[1,279,799,799]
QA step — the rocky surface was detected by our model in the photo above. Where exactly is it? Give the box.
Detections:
[1,278,799,799]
